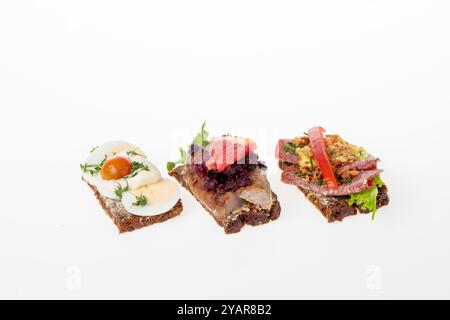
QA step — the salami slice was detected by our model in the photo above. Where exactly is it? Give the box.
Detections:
[277,140,378,170]
[336,156,379,174]
[281,165,382,196]
[275,139,298,164]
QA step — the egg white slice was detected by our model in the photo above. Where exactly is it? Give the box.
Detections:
[85,141,143,165]
[82,171,98,185]
[127,170,160,190]
[85,174,128,200]
[109,153,161,189]
[121,179,181,217]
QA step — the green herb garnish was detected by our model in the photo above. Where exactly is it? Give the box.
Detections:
[126,150,140,157]
[348,176,384,220]
[343,177,353,184]
[297,171,312,178]
[90,146,99,153]
[114,182,129,199]
[80,155,107,176]
[132,195,147,207]
[283,142,297,154]
[127,161,150,178]
[314,178,325,186]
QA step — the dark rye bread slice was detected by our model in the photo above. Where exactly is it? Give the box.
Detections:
[279,161,389,222]
[170,166,281,234]
[84,180,183,233]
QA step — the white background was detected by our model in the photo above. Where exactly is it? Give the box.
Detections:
[1,1,449,300]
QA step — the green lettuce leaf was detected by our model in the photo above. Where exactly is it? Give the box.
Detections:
[167,147,187,172]
[192,121,210,147]
[348,176,384,221]
[167,122,208,172]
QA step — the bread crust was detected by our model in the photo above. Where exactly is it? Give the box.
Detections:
[84,180,183,233]
[278,161,389,222]
[170,166,281,234]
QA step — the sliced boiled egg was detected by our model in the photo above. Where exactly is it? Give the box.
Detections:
[85,174,128,200]
[121,179,180,216]
[127,168,160,189]
[85,141,144,166]
[84,158,161,200]
[83,141,181,216]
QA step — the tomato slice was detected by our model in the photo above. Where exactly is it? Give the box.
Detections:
[101,156,132,180]
[307,127,338,189]
[205,136,257,172]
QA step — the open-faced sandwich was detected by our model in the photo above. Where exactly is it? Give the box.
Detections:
[168,123,281,234]
[276,127,389,222]
[81,141,183,233]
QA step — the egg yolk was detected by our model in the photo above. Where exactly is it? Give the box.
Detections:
[132,179,177,205]
[101,156,132,180]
